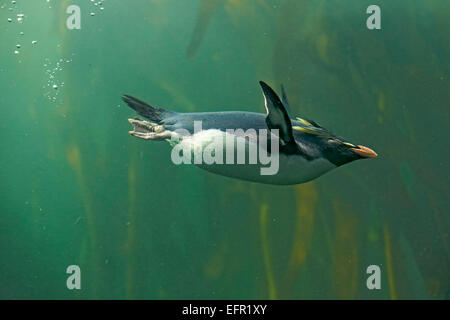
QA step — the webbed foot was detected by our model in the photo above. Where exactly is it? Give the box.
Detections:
[128,118,172,140]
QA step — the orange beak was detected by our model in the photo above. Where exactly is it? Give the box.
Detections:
[351,145,378,158]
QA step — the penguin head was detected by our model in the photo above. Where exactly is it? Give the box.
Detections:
[321,138,378,167]
[291,120,377,166]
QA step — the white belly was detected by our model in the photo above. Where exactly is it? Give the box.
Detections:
[170,129,336,185]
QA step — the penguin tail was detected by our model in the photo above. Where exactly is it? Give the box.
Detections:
[122,95,175,124]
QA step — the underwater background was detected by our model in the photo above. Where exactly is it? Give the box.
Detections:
[0,0,448,299]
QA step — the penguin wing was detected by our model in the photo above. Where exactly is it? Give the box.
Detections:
[259,81,299,154]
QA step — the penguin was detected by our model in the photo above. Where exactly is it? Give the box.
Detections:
[122,81,377,185]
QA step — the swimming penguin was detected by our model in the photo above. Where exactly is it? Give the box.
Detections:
[122,81,377,185]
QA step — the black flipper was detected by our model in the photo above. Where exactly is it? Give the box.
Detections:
[122,95,174,124]
[259,81,299,154]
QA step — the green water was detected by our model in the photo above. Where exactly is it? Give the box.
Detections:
[1,0,448,299]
